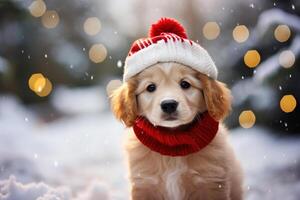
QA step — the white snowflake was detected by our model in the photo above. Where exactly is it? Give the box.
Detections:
[117,60,122,68]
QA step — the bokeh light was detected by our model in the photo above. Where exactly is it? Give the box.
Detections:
[106,79,122,96]
[279,50,295,68]
[239,110,256,128]
[202,22,220,40]
[280,95,297,113]
[41,10,60,29]
[232,25,249,43]
[89,44,107,63]
[28,73,53,97]
[36,78,53,97]
[244,50,261,68]
[28,73,44,91]
[33,76,46,92]
[274,25,291,42]
[83,17,101,36]
[28,0,46,18]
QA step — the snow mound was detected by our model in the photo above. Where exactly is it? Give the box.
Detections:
[0,176,70,200]
[0,176,110,200]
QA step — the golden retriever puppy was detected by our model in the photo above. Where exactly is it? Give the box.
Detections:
[110,62,243,200]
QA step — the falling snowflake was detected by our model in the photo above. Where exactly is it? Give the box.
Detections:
[292,4,295,10]
[44,54,48,58]
[250,3,255,8]
[117,60,122,68]
[278,85,282,90]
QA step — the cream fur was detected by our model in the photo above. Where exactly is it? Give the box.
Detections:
[111,62,243,199]
[124,124,243,200]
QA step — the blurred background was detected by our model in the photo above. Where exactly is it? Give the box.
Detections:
[0,0,299,199]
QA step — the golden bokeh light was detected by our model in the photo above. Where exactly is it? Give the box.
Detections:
[29,73,44,91]
[280,95,297,113]
[244,50,261,68]
[202,22,220,40]
[28,73,53,97]
[106,79,122,97]
[41,10,60,29]
[89,44,107,63]
[239,110,256,128]
[28,0,46,17]
[36,78,53,97]
[279,50,295,68]
[232,25,249,43]
[83,17,101,36]
[33,76,46,92]
[274,25,291,42]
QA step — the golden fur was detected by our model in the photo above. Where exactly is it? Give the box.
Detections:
[110,62,243,200]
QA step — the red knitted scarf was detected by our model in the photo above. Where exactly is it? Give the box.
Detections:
[133,112,219,156]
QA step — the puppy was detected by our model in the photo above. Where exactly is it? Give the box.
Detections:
[110,62,243,200]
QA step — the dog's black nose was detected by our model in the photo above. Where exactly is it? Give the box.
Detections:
[161,100,178,114]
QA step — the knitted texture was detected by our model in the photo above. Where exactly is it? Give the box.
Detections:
[133,112,219,156]
[123,18,218,81]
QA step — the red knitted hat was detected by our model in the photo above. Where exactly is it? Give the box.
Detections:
[123,18,218,81]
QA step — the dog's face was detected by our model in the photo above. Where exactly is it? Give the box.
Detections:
[110,62,231,127]
[135,63,206,127]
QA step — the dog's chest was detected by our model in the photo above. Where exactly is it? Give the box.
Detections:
[160,157,200,200]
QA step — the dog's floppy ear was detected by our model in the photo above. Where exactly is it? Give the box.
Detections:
[198,73,232,121]
[110,79,138,127]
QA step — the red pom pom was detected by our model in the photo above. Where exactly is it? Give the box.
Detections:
[149,18,187,39]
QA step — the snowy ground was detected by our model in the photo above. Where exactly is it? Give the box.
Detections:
[0,86,299,200]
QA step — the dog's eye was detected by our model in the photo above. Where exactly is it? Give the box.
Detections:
[180,80,191,89]
[146,84,156,92]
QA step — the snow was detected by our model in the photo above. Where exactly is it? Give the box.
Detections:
[231,128,300,200]
[0,176,110,200]
[0,87,300,199]
[52,86,106,115]
[0,176,71,200]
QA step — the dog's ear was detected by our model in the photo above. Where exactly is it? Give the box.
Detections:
[198,73,232,121]
[110,79,138,127]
